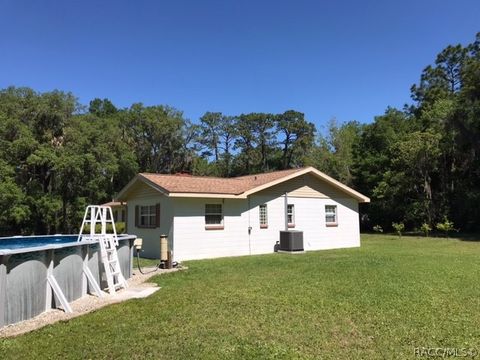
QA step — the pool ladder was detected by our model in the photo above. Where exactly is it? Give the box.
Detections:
[78,205,128,294]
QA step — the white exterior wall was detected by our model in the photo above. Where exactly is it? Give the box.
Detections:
[126,184,174,259]
[172,198,250,261]
[248,195,359,254]
[172,196,359,261]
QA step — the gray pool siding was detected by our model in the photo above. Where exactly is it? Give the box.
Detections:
[0,235,135,327]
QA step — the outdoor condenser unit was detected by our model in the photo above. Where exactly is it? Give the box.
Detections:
[279,230,304,252]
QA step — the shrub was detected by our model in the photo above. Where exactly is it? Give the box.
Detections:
[115,222,126,234]
[82,221,125,234]
[420,223,432,237]
[392,222,405,238]
[436,218,455,238]
[373,225,383,233]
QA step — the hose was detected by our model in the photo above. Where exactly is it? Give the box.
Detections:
[135,249,160,275]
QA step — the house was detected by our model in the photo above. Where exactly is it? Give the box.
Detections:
[101,201,127,223]
[115,167,370,261]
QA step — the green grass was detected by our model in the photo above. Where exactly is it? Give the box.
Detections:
[134,254,161,268]
[2,234,480,359]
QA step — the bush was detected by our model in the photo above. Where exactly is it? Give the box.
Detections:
[82,221,125,234]
[392,222,405,238]
[420,223,432,237]
[436,218,455,238]
[373,225,384,233]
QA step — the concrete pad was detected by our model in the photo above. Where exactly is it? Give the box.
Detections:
[277,250,306,254]
[117,286,161,300]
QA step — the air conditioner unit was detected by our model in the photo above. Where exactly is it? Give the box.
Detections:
[279,230,304,252]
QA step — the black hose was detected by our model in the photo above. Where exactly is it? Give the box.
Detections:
[135,250,160,275]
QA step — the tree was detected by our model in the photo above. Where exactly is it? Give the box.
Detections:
[88,98,117,117]
[234,114,258,174]
[125,103,190,173]
[198,112,222,162]
[351,108,412,230]
[391,131,442,224]
[276,110,316,169]
[311,119,363,186]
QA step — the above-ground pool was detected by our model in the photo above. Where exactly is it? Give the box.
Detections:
[0,235,78,251]
[0,234,136,327]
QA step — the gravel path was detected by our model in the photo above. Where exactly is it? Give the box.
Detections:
[0,266,182,338]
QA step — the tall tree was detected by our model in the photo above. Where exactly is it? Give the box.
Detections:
[198,112,222,162]
[312,119,363,186]
[125,103,189,173]
[234,114,258,174]
[276,110,316,169]
[88,98,118,117]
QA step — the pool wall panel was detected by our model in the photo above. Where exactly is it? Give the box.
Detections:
[0,255,7,327]
[53,247,83,303]
[0,236,135,327]
[5,251,48,325]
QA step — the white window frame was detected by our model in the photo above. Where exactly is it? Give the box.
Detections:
[287,204,295,228]
[259,204,268,228]
[205,203,224,229]
[325,205,338,226]
[140,205,156,228]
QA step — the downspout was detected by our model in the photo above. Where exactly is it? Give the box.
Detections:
[284,192,288,231]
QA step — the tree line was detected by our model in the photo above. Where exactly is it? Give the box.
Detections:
[0,32,478,235]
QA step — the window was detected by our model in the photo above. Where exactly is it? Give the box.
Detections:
[121,209,126,222]
[259,204,268,228]
[325,205,337,226]
[140,205,157,227]
[287,204,295,227]
[205,204,223,229]
[113,210,118,222]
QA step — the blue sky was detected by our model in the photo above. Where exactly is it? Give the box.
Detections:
[1,1,479,131]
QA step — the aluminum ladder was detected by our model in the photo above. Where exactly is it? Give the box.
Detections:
[78,205,128,294]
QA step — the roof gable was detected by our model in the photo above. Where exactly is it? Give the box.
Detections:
[116,167,370,202]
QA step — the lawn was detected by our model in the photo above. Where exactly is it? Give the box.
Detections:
[1,234,480,359]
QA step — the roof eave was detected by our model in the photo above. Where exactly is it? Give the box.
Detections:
[115,174,170,201]
[242,166,370,202]
[307,167,370,203]
[116,167,370,203]
[169,192,246,199]
[241,168,311,197]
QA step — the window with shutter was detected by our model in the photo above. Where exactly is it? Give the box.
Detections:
[137,205,157,228]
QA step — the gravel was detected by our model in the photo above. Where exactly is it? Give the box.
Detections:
[0,266,182,338]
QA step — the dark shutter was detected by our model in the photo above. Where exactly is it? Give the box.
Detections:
[135,205,139,227]
[125,206,128,232]
[155,203,161,228]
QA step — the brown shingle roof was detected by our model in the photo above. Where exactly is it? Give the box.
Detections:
[140,168,303,195]
[101,201,125,207]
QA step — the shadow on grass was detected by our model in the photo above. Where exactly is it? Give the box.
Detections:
[454,232,480,242]
[363,231,480,242]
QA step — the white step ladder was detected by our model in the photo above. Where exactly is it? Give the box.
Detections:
[78,205,128,294]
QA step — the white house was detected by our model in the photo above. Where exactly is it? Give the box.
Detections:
[116,167,370,261]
